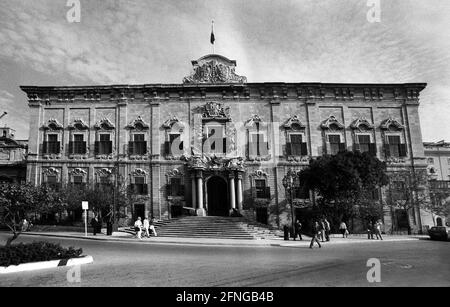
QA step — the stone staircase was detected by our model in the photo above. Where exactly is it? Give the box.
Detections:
[152,216,282,240]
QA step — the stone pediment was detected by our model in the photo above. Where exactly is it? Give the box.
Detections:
[68,119,89,130]
[183,54,247,84]
[321,116,344,130]
[126,116,149,130]
[380,117,404,131]
[43,119,64,130]
[350,117,374,130]
[94,118,115,130]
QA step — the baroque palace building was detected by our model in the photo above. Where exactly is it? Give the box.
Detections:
[21,54,429,233]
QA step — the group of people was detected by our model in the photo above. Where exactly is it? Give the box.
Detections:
[308,218,332,248]
[134,217,157,240]
[367,220,383,240]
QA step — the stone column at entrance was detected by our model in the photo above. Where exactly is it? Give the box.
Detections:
[196,172,206,216]
[237,174,243,211]
[229,174,236,210]
[191,174,197,208]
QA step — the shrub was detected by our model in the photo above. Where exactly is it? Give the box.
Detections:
[0,241,83,267]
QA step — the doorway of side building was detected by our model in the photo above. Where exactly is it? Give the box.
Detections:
[207,176,229,216]
[256,207,268,225]
[134,204,145,221]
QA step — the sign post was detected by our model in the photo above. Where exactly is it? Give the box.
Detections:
[82,201,89,237]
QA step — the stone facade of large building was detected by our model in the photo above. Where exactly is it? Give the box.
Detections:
[21,54,429,233]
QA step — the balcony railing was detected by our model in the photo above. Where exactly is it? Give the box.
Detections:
[430,180,450,190]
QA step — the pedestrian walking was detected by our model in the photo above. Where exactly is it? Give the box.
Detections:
[367,221,374,240]
[309,220,322,249]
[294,220,303,241]
[324,218,331,241]
[149,217,158,237]
[319,219,325,242]
[134,217,143,240]
[143,217,150,238]
[375,220,383,240]
[339,221,348,238]
[91,215,99,236]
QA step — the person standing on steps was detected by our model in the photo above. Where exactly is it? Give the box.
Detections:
[143,217,150,238]
[309,220,322,249]
[134,217,143,240]
[149,217,158,237]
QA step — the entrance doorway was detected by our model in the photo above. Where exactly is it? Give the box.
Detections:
[207,176,229,216]
[134,204,145,221]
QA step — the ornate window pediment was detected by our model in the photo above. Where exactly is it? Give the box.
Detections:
[202,102,231,121]
[380,117,404,131]
[43,119,64,130]
[350,117,374,130]
[94,118,115,130]
[68,119,89,130]
[166,168,183,177]
[162,116,185,131]
[321,116,344,130]
[42,167,60,175]
[126,116,149,130]
[96,168,112,176]
[130,168,148,177]
[284,115,306,130]
[245,114,263,128]
[69,168,87,175]
[250,169,269,178]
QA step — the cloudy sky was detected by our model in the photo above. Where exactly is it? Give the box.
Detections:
[0,0,449,141]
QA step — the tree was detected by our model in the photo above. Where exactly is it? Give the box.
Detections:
[299,151,389,231]
[0,183,63,246]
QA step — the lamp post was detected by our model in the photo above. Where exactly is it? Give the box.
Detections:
[282,169,297,237]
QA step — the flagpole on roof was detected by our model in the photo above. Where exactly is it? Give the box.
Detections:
[211,20,215,54]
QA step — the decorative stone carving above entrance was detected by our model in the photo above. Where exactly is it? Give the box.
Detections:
[185,155,245,172]
[202,102,231,121]
[183,54,247,84]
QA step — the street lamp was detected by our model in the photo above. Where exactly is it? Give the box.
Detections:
[282,169,297,236]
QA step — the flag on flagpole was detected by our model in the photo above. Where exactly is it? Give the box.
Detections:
[210,21,215,45]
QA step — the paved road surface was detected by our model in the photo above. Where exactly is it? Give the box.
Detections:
[0,234,449,287]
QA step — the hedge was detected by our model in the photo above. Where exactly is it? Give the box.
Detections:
[0,242,83,267]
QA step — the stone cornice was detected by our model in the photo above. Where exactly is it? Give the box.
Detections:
[20,83,427,104]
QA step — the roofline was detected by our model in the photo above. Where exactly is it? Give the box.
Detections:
[20,82,428,92]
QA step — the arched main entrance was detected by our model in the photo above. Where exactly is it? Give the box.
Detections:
[207,176,229,216]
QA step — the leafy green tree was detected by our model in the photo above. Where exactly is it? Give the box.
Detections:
[0,183,63,246]
[299,151,389,230]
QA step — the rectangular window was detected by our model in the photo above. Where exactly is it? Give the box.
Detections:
[250,133,268,156]
[357,135,371,153]
[388,136,400,158]
[291,134,302,156]
[205,126,225,154]
[130,134,147,155]
[45,175,60,190]
[132,176,147,195]
[166,133,183,155]
[169,178,184,197]
[70,134,86,154]
[96,134,112,155]
[328,135,341,155]
[44,134,60,154]
[255,179,270,199]
[73,175,83,185]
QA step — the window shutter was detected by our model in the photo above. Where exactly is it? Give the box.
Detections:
[249,141,257,157]
[143,184,148,195]
[384,144,391,158]
[43,142,47,154]
[286,143,292,156]
[128,141,134,155]
[166,183,171,197]
[301,143,308,156]
[180,183,185,196]
[223,138,227,154]
[260,142,269,156]
[399,144,407,157]
[265,187,271,199]
[94,141,99,155]
[69,142,73,154]
[369,143,377,156]
[165,141,171,155]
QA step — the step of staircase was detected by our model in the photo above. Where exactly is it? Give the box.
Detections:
[149,216,281,240]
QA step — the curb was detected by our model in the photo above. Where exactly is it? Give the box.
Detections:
[0,255,94,274]
[273,237,422,248]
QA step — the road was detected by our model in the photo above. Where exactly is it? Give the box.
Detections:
[0,233,449,287]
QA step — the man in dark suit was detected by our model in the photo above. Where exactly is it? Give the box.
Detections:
[294,220,303,241]
[309,220,322,249]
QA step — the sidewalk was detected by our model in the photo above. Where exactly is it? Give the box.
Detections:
[15,230,428,247]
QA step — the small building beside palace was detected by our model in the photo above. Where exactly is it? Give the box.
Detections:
[0,126,27,184]
[21,54,430,233]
